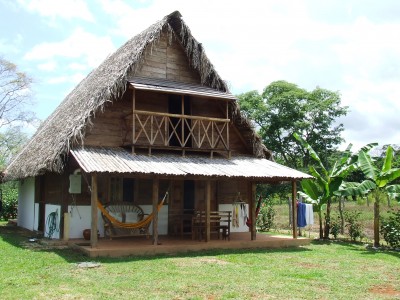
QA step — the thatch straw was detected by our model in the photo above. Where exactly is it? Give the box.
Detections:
[4,11,271,181]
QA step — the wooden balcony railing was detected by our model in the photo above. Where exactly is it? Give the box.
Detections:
[132,110,230,156]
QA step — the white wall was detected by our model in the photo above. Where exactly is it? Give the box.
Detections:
[17,177,36,231]
[141,205,168,235]
[44,204,61,239]
[67,205,104,239]
[219,204,249,233]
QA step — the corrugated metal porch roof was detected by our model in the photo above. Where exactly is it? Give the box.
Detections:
[70,147,312,181]
[129,77,237,100]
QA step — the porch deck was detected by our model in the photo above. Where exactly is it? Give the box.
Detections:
[70,232,311,258]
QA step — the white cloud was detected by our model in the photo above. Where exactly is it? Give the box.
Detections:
[47,72,86,85]
[0,34,23,55]
[17,0,94,22]
[38,61,57,71]
[24,27,115,68]
[68,62,87,71]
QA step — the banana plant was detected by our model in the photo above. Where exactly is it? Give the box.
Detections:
[294,133,362,239]
[340,145,400,247]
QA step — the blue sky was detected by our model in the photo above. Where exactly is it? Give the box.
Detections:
[1,0,400,150]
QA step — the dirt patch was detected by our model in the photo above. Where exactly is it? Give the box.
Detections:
[173,257,230,267]
[197,257,230,265]
[296,262,321,269]
[368,284,400,296]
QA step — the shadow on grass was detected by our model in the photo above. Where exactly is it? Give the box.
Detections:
[0,224,312,264]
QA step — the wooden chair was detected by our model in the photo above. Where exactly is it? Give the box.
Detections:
[192,211,231,241]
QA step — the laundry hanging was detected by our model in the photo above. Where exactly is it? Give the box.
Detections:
[305,203,314,225]
[297,202,307,228]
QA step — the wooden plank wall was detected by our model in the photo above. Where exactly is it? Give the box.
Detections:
[136,29,201,84]
[216,180,249,204]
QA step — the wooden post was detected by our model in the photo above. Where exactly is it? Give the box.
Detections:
[226,101,230,153]
[132,88,136,154]
[291,181,298,239]
[152,178,159,245]
[181,95,184,147]
[205,180,211,242]
[90,173,98,248]
[248,181,256,240]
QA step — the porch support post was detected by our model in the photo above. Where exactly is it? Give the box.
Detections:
[90,173,98,248]
[249,181,256,240]
[291,180,298,239]
[205,180,211,242]
[132,87,136,154]
[152,178,159,245]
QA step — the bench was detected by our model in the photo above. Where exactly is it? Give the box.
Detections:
[192,211,231,241]
[101,203,150,240]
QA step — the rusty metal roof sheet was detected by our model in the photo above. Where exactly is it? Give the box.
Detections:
[70,147,312,181]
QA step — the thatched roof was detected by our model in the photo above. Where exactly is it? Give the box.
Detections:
[4,11,271,181]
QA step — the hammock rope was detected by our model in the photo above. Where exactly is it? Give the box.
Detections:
[246,194,263,227]
[97,191,168,229]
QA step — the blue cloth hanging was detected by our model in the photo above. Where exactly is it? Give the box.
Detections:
[297,202,307,227]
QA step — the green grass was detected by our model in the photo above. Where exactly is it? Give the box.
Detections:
[1,224,399,299]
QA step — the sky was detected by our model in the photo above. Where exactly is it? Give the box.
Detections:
[1,0,400,151]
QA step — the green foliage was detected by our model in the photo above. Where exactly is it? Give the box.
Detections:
[295,133,359,239]
[237,81,348,170]
[329,214,341,239]
[380,209,400,248]
[256,201,276,232]
[344,211,364,241]
[0,182,18,220]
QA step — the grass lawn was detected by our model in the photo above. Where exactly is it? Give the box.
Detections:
[1,223,399,299]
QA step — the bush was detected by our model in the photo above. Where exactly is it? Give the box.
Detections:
[0,183,18,220]
[344,211,364,241]
[329,214,341,239]
[256,200,276,232]
[380,209,400,248]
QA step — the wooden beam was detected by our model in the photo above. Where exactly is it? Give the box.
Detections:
[90,173,98,248]
[249,181,256,240]
[133,109,230,123]
[205,180,211,242]
[132,88,136,154]
[152,178,159,245]
[291,181,298,239]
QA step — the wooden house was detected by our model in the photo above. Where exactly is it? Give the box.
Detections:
[4,11,311,252]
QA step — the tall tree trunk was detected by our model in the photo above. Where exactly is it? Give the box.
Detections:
[366,195,370,207]
[387,194,391,208]
[374,197,380,247]
[318,211,323,239]
[324,198,331,239]
[339,197,345,235]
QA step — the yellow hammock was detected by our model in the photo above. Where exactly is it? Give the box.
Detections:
[97,191,168,229]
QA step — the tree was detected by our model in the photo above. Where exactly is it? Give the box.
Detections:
[0,58,35,167]
[238,81,348,170]
[340,146,400,247]
[294,133,368,239]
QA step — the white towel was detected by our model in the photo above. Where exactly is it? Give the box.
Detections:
[305,204,314,225]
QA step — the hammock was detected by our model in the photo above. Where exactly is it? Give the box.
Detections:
[246,194,263,227]
[97,191,168,229]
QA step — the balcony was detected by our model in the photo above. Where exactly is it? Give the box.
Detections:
[132,110,231,157]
